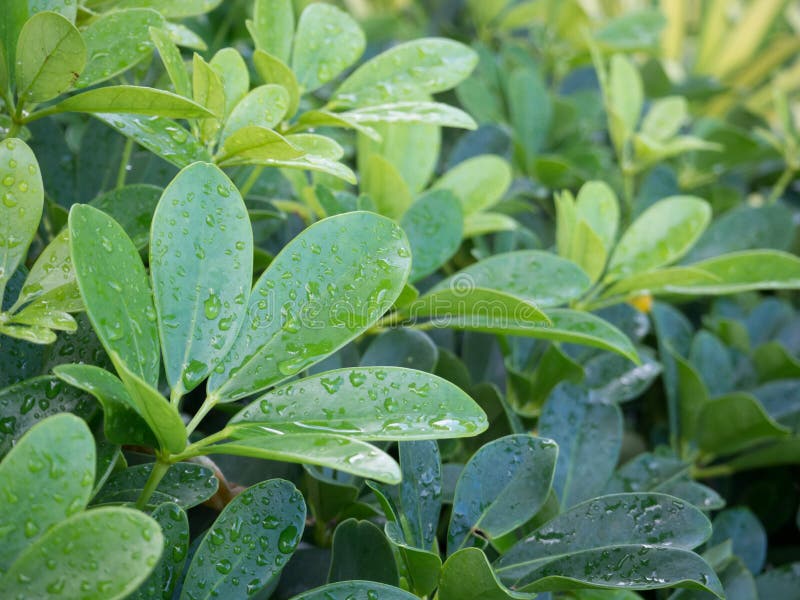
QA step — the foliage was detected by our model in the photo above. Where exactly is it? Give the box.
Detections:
[0,0,799,599]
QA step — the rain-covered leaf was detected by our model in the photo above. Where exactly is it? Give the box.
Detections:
[539,384,622,508]
[93,462,217,509]
[584,349,661,403]
[131,502,189,600]
[192,53,225,143]
[15,11,85,104]
[439,548,533,600]
[708,508,767,575]
[292,3,364,92]
[448,435,557,554]
[150,162,252,395]
[252,49,300,117]
[149,26,190,98]
[75,9,164,89]
[0,413,94,571]
[230,367,487,440]
[0,138,43,302]
[216,126,304,164]
[360,328,438,372]
[90,184,162,250]
[679,250,800,294]
[0,375,97,458]
[53,363,156,447]
[180,479,305,599]
[249,0,293,63]
[50,86,214,118]
[208,212,411,402]
[333,39,477,108]
[69,204,160,386]
[341,102,476,129]
[0,506,162,599]
[290,581,418,599]
[209,47,249,117]
[220,85,289,143]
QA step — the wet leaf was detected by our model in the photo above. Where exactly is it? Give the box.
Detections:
[1,506,162,599]
[439,548,533,600]
[90,184,162,250]
[209,47,249,117]
[448,435,557,554]
[208,212,411,402]
[51,86,214,118]
[253,49,300,117]
[149,26,190,98]
[217,125,304,164]
[360,328,438,372]
[709,508,766,575]
[679,250,800,294]
[230,367,487,440]
[0,413,95,571]
[192,53,225,143]
[220,85,289,143]
[181,478,305,599]
[539,384,622,508]
[93,462,217,509]
[292,3,364,92]
[341,102,476,129]
[69,204,160,386]
[249,0,293,63]
[205,434,401,484]
[0,138,43,303]
[0,375,97,459]
[333,38,477,108]
[75,8,165,88]
[130,502,189,600]
[290,581,418,599]
[150,162,252,395]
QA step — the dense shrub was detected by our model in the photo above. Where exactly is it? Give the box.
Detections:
[0,1,799,598]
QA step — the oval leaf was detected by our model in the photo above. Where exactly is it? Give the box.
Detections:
[401,189,463,282]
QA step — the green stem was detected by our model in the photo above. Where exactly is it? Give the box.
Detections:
[116,138,134,188]
[171,426,234,462]
[136,459,171,510]
[691,463,733,480]
[767,167,795,204]
[239,166,263,197]
[185,394,219,436]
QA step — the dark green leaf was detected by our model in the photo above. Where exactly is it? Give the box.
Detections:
[360,328,438,372]
[90,184,162,250]
[131,502,189,600]
[93,462,217,509]
[290,581,418,600]
[181,479,305,599]
[401,189,463,282]
[708,508,766,575]
[439,548,533,600]
[328,519,399,585]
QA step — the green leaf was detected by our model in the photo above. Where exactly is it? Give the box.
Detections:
[111,355,186,454]
[192,53,225,144]
[439,548,533,600]
[93,462,217,509]
[584,349,661,404]
[50,85,214,117]
[432,155,511,215]
[683,204,795,263]
[208,212,411,402]
[0,413,94,572]
[696,392,790,456]
[0,375,98,458]
[575,181,619,251]
[230,367,487,440]
[292,3,364,92]
[448,435,557,554]
[539,384,622,508]
[209,47,249,117]
[360,328,438,372]
[75,8,164,88]
[401,189,462,282]
[220,84,289,143]
[362,153,413,219]
[217,125,304,164]
[333,38,477,108]
[340,102,476,129]
[13,228,72,310]
[508,66,552,161]
[594,9,665,51]
[90,184,162,250]
[69,204,160,385]
[0,0,27,82]
[149,26,190,98]
[296,109,381,141]
[495,493,717,594]
[755,562,800,599]
[601,267,719,299]
[94,113,209,168]
[641,96,688,142]
[205,434,401,483]
[290,582,418,600]
[150,162,252,395]
[432,251,590,308]
[249,0,294,63]
[15,11,85,104]
[1,506,162,599]
[569,220,607,284]
[328,518,399,585]
[405,287,548,328]
[709,507,766,575]
[89,0,221,18]
[678,250,800,294]
[52,363,156,447]
[130,502,189,600]
[607,54,643,148]
[463,212,519,237]
[180,479,304,598]
[384,521,442,596]
[253,49,300,118]
[0,138,43,303]
[607,196,711,280]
